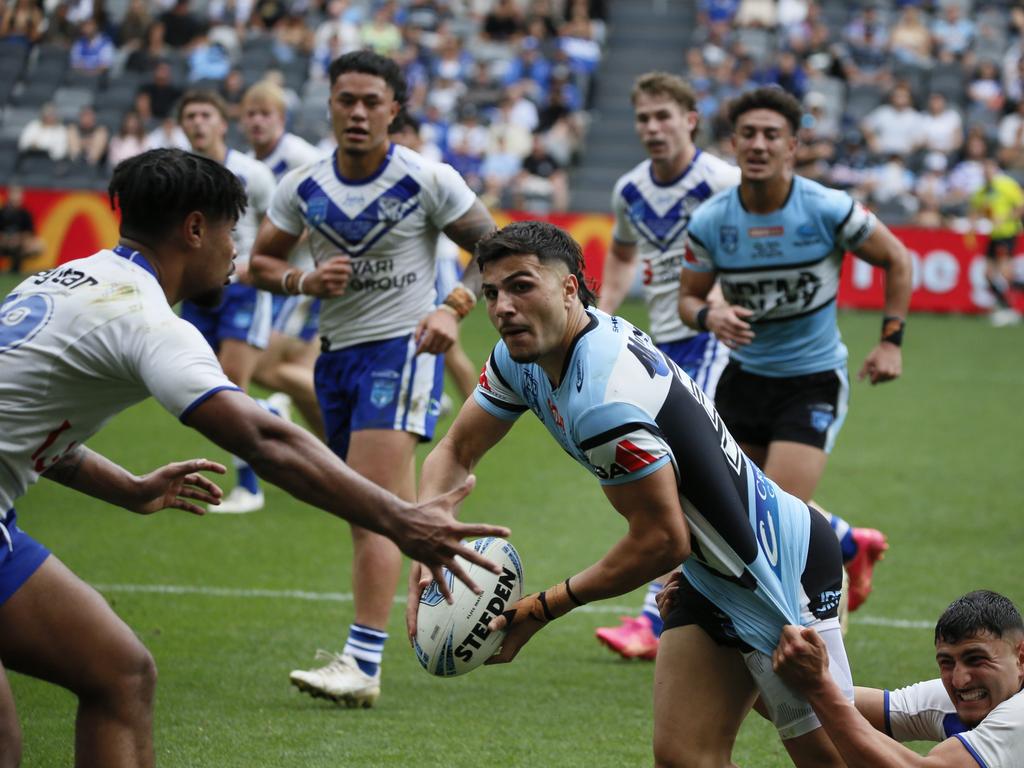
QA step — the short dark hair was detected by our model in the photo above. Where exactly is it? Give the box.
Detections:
[177,89,230,124]
[728,86,803,134]
[476,221,598,307]
[328,50,407,105]
[389,108,420,135]
[108,148,246,242]
[935,590,1024,645]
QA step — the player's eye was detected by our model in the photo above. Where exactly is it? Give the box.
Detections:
[482,287,497,301]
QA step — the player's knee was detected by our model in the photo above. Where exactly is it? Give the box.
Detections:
[87,638,157,716]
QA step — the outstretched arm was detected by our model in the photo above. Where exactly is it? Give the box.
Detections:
[773,625,979,768]
[851,223,912,385]
[486,463,690,664]
[43,445,225,515]
[185,390,510,595]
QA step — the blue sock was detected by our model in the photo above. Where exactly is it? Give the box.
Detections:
[828,513,858,563]
[233,456,260,495]
[642,581,665,637]
[344,623,387,677]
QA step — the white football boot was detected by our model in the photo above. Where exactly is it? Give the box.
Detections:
[266,392,294,421]
[289,650,381,708]
[209,486,264,514]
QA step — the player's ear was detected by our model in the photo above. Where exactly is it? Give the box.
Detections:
[563,272,579,306]
[183,211,205,247]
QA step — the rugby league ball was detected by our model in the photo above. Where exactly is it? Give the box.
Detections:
[414,537,524,677]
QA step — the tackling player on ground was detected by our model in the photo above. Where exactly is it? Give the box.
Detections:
[773,589,1024,766]
[0,149,507,767]
[408,220,854,767]
[679,86,913,619]
[595,72,739,660]
[250,51,497,708]
[177,90,281,514]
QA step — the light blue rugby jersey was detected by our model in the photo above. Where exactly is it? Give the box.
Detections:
[684,175,877,377]
[474,309,816,654]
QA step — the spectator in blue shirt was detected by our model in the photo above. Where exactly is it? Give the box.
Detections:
[69,18,114,77]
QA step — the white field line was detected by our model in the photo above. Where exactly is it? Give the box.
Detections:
[91,582,933,630]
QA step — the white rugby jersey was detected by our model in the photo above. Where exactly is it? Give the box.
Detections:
[611,151,740,344]
[248,133,323,272]
[224,148,276,267]
[887,678,1024,766]
[0,248,238,511]
[268,144,477,349]
[248,132,322,181]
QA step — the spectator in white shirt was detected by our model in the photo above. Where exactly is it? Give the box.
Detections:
[17,102,69,161]
[997,98,1024,170]
[920,92,964,154]
[861,85,923,156]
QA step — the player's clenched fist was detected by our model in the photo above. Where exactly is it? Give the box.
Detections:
[305,255,353,297]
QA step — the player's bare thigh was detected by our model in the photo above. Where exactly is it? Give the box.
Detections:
[760,441,829,502]
[653,625,757,768]
[218,338,263,391]
[345,429,418,502]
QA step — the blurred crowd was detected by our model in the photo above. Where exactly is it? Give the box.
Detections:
[689,0,1024,229]
[1,0,607,212]
[7,0,1024,227]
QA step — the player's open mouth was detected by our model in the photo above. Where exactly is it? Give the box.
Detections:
[346,129,369,138]
[957,689,987,702]
[501,326,529,339]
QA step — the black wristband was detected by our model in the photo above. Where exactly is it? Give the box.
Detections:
[564,578,585,606]
[881,315,905,346]
[695,306,710,332]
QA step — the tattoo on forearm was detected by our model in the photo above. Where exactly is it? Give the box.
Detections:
[44,445,88,486]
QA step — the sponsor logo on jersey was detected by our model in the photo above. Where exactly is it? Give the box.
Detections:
[307,194,329,226]
[748,226,784,238]
[720,225,738,253]
[478,367,492,391]
[815,590,841,617]
[575,359,584,392]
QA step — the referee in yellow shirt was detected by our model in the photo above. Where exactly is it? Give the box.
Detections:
[969,158,1024,325]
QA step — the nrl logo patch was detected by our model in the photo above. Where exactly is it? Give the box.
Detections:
[720,225,738,254]
[370,373,399,408]
[307,195,329,226]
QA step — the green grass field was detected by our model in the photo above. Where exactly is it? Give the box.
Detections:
[4,269,1023,766]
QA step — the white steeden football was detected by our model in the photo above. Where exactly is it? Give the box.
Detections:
[414,537,524,677]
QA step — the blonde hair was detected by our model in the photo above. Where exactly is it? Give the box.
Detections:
[631,71,697,112]
[241,80,288,116]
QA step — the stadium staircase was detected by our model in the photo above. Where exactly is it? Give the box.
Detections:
[568,0,697,213]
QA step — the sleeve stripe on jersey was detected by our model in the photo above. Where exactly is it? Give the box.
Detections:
[883,690,893,738]
[179,385,243,423]
[836,200,856,234]
[478,390,528,413]
[953,735,989,768]
[688,231,708,250]
[487,349,514,391]
[579,422,662,452]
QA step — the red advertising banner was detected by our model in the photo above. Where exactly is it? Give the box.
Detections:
[2,185,1016,314]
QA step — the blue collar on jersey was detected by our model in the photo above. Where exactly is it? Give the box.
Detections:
[333,143,394,186]
[112,244,159,281]
[650,148,702,188]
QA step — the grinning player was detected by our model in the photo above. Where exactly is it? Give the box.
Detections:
[389,109,479,401]
[408,220,853,767]
[177,89,280,515]
[679,86,913,617]
[774,589,1024,766]
[240,80,327,441]
[595,71,739,660]
[249,51,497,707]
[0,149,507,767]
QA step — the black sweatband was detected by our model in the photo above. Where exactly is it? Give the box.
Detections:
[881,315,905,346]
[695,306,710,332]
[537,590,555,621]
[564,578,585,606]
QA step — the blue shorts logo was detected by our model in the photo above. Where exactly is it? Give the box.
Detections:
[370,377,398,408]
[720,226,738,254]
[810,407,834,433]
